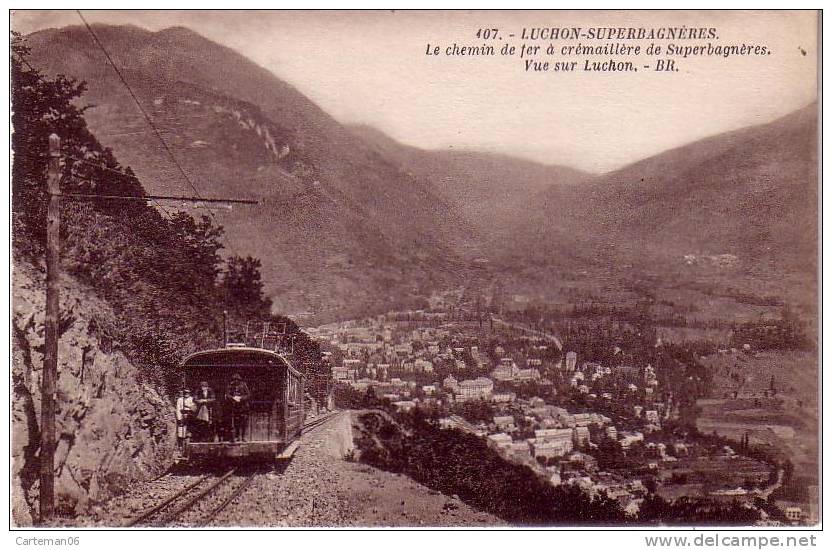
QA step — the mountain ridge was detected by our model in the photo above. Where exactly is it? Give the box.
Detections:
[496,102,818,309]
[25,24,478,322]
[22,23,819,319]
[349,123,593,234]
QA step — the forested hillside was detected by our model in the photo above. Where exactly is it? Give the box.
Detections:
[25,24,477,321]
[11,31,324,396]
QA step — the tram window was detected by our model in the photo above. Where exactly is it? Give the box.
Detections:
[247,370,275,401]
[287,376,301,405]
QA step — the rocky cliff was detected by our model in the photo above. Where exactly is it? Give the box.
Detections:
[12,260,176,525]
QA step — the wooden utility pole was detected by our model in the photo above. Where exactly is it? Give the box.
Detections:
[40,134,61,523]
[31,130,256,521]
[222,310,228,346]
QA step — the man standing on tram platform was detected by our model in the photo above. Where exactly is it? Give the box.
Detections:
[226,373,251,442]
[194,380,217,442]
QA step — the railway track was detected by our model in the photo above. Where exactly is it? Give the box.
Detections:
[301,411,340,434]
[126,468,248,527]
[126,411,341,527]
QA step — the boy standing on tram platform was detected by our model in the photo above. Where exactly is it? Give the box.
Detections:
[175,388,196,450]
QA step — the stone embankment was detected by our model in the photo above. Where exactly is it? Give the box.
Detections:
[12,262,175,525]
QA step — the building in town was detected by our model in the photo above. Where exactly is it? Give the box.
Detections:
[492,358,520,381]
[619,431,645,449]
[565,351,578,371]
[535,428,575,444]
[493,415,516,432]
[516,368,541,381]
[530,438,573,459]
[573,426,590,447]
[492,392,517,403]
[457,377,494,401]
[487,433,513,449]
[508,441,532,457]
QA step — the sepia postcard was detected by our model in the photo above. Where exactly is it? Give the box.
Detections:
[8,8,821,536]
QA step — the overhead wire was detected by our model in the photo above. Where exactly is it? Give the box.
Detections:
[14,36,176,223]
[75,9,245,258]
[69,148,313,214]
[65,155,258,202]
[12,52,38,73]
[63,155,177,221]
[61,192,254,205]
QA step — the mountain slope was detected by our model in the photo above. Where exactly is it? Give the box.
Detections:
[498,103,818,304]
[590,102,817,269]
[25,24,476,321]
[22,24,818,319]
[350,124,591,234]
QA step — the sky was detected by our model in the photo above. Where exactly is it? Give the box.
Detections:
[11,9,819,173]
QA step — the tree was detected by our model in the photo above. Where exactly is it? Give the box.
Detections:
[221,255,273,317]
[11,32,325,396]
[456,400,494,424]
[11,31,145,250]
[364,385,379,407]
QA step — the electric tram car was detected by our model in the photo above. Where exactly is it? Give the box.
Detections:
[176,344,305,464]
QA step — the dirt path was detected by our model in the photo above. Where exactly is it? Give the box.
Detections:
[212,411,503,527]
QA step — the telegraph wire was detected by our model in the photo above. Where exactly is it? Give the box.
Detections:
[12,52,38,74]
[70,13,189,224]
[75,10,244,258]
[61,192,258,205]
[64,155,257,204]
[64,155,177,221]
[12,40,178,220]
[73,11,207,201]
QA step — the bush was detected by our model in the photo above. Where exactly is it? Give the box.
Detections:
[355,410,627,525]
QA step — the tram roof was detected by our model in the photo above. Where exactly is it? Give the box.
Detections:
[181,346,302,377]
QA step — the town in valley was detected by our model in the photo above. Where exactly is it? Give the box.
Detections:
[312,286,817,526]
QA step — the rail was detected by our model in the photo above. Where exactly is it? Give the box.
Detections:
[197,474,258,527]
[162,468,238,525]
[125,474,211,527]
[126,411,341,527]
[301,411,340,434]
[126,469,246,527]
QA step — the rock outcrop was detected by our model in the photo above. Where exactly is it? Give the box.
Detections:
[12,260,176,525]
